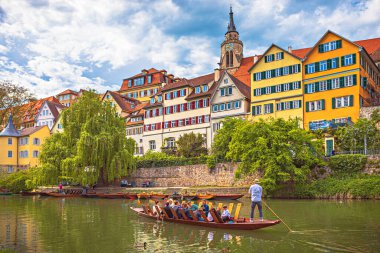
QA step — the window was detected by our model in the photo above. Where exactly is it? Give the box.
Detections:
[213,122,221,132]
[234,100,241,109]
[187,102,192,110]
[7,166,13,173]
[319,40,341,53]
[178,119,183,127]
[8,138,12,145]
[58,124,63,129]
[147,90,151,96]
[33,138,40,145]
[275,85,281,93]
[294,100,300,109]
[173,105,177,113]
[254,73,262,81]
[255,88,262,96]
[254,105,262,115]
[148,75,152,84]
[265,54,274,62]
[283,83,290,91]
[344,54,353,66]
[33,150,39,158]
[294,64,300,73]
[157,95,162,102]
[221,88,225,96]
[150,98,155,104]
[195,87,201,94]
[180,104,185,112]
[8,151,12,158]
[308,100,324,111]
[173,91,178,98]
[106,94,111,99]
[265,86,271,94]
[166,107,170,115]
[292,82,300,90]
[167,93,171,100]
[275,52,283,60]
[204,115,210,123]
[264,104,273,114]
[171,121,175,128]
[213,105,219,112]
[203,99,208,107]
[220,104,225,111]
[158,108,163,115]
[149,140,156,150]
[127,93,132,98]
[320,61,327,71]
[265,70,272,79]
[152,110,156,117]
[164,122,169,129]
[275,68,281,77]
[307,64,315,74]
[128,80,132,87]
[202,85,208,92]
[180,89,185,96]
[335,96,351,108]
[185,118,189,126]
[198,116,202,124]
[20,151,28,158]
[195,101,199,109]
[227,86,233,95]
[307,84,315,93]
[319,81,327,91]
[134,77,144,86]
[344,75,353,86]
[224,78,228,84]
[332,78,339,89]
[191,117,196,124]
[153,88,158,94]
[226,102,232,110]
[283,66,289,75]
[133,92,138,98]
[331,58,338,69]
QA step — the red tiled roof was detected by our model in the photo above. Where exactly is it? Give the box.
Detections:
[19,126,46,136]
[19,96,60,124]
[233,56,257,86]
[44,101,66,119]
[126,120,144,126]
[120,68,172,91]
[163,73,214,92]
[369,47,380,63]
[291,48,310,58]
[355,38,380,55]
[229,73,251,99]
[107,91,135,113]
[143,101,163,109]
[56,89,79,96]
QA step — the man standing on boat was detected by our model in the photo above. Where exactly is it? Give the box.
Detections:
[249,179,263,222]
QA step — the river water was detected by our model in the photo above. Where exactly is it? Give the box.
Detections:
[0,196,379,253]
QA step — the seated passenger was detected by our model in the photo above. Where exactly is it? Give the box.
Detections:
[182,203,192,219]
[164,202,173,218]
[173,201,182,218]
[207,208,215,222]
[221,205,231,222]
[201,200,210,216]
[168,199,174,208]
[152,201,160,216]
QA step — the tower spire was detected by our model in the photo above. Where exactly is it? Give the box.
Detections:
[226,6,237,34]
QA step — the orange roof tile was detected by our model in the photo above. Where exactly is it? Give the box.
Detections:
[56,89,79,96]
[355,38,380,55]
[120,68,173,91]
[233,56,256,86]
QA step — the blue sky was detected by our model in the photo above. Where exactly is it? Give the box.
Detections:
[0,0,379,98]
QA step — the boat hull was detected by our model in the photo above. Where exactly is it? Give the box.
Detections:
[46,192,79,198]
[21,191,39,196]
[97,193,126,199]
[150,194,169,200]
[197,195,215,200]
[213,194,244,200]
[0,192,12,196]
[130,207,280,230]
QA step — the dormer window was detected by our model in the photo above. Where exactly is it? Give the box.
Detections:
[202,85,208,92]
[195,86,201,94]
[150,98,155,104]
[106,94,111,99]
[148,75,152,84]
[224,78,228,84]
[134,77,144,86]
[128,80,132,87]
[158,95,162,102]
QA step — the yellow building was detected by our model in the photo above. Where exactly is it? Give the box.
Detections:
[249,44,304,125]
[303,31,380,130]
[0,114,50,173]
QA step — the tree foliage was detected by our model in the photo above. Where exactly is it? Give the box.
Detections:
[213,118,325,191]
[0,80,35,126]
[38,91,136,185]
[176,132,208,158]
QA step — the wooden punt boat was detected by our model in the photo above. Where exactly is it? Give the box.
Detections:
[38,192,50,197]
[0,192,12,196]
[81,193,99,198]
[125,193,138,200]
[181,194,198,200]
[21,191,40,196]
[46,192,78,198]
[212,194,244,200]
[130,207,280,231]
[169,193,182,200]
[137,193,150,199]
[150,193,169,200]
[197,194,215,200]
[96,193,127,199]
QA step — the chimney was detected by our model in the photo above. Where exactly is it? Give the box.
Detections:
[288,46,292,53]
[214,68,220,82]
[253,55,259,64]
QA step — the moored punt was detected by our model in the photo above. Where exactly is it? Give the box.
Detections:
[182,194,198,200]
[197,194,215,200]
[130,207,281,231]
[46,192,79,198]
[125,193,138,200]
[82,193,99,198]
[0,192,12,196]
[137,193,150,199]
[38,192,50,197]
[21,191,40,196]
[150,193,169,200]
[170,193,182,200]
[212,194,244,200]
[97,193,127,199]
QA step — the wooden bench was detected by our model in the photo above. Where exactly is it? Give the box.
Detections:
[188,210,198,221]
[211,209,224,223]
[179,209,190,220]
[198,210,209,222]
[170,207,179,219]
[159,206,170,219]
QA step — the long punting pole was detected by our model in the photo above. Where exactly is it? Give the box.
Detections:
[262,201,293,232]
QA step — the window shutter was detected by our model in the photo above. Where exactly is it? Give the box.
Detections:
[270,104,274,113]
[253,89,257,96]
[261,87,266,95]
[271,69,275,77]
[304,65,308,74]
[297,64,301,72]
[191,101,195,109]
[332,98,336,109]
[348,116,352,122]
[281,84,284,91]
[253,74,257,81]
[299,100,302,108]
[261,72,265,79]
[315,62,320,72]
[352,53,356,64]
[304,84,309,94]
[363,77,367,88]
[271,86,276,93]
[336,57,340,68]
[315,82,320,92]
[327,79,332,90]
[341,56,345,67]
[306,102,309,112]
[184,89,187,95]
[280,68,283,76]
[353,74,357,85]
[327,59,332,69]
[290,101,294,109]
[339,77,345,88]
[318,44,324,53]
[321,99,325,110]
[264,56,268,63]
[349,95,354,106]
[281,52,284,59]
[337,40,342,49]
[289,83,293,90]
[252,106,256,116]
[184,103,188,110]
[177,90,180,97]
[200,99,203,107]
[165,94,167,100]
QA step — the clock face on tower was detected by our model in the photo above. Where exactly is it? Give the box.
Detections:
[225,43,234,51]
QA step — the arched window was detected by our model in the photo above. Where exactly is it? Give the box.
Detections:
[226,52,230,67]
[229,51,233,66]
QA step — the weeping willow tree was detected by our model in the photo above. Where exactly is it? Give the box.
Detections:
[38,91,136,185]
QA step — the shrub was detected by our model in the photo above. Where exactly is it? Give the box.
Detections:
[329,154,367,174]
[136,151,208,168]
[0,168,38,193]
[206,155,216,169]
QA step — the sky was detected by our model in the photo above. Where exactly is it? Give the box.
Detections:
[0,0,380,98]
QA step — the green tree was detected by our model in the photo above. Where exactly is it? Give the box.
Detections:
[212,117,244,161]
[176,132,208,158]
[38,91,136,186]
[226,118,324,191]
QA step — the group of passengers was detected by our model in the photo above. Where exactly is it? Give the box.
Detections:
[152,199,232,223]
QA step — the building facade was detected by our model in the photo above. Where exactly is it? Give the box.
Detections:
[56,89,79,107]
[35,101,66,130]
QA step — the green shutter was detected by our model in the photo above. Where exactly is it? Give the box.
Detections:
[348,116,352,122]
[306,102,309,112]
[290,101,294,109]
[264,56,268,63]
[327,59,332,69]
[353,53,356,64]
[364,77,367,88]
[253,89,257,96]
[341,56,345,67]
[252,106,256,116]
[261,72,265,79]
[304,84,309,94]
[327,79,332,90]
[336,57,340,68]
[321,99,325,110]
[315,82,320,92]
[304,65,308,74]
[299,100,302,108]
[271,69,275,77]
[253,74,256,81]
[289,65,293,74]
[289,83,294,90]
[337,40,342,49]
[281,84,284,91]
[315,62,320,72]
[318,44,324,53]
[298,64,301,72]
[271,86,276,93]
[270,104,274,113]
[280,52,284,59]
[261,87,266,95]
[339,77,345,88]
[353,74,357,85]
[332,98,336,109]
[349,95,354,106]
[280,67,283,76]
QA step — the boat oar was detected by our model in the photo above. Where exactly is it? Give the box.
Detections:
[262,201,293,232]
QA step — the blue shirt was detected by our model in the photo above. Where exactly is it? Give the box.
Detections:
[249,183,262,202]
[201,204,210,216]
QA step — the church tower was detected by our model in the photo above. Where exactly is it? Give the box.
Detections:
[219,6,243,74]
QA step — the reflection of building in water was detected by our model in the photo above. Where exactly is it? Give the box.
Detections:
[0,208,43,252]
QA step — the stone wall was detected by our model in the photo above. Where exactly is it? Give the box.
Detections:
[360,106,380,119]
[128,162,257,187]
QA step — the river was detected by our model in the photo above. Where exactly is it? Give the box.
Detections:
[0,196,379,253]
